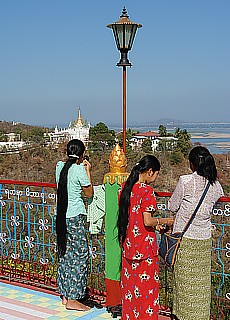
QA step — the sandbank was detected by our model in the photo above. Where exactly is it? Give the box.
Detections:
[191,132,230,139]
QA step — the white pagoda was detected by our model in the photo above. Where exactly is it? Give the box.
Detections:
[46,108,90,145]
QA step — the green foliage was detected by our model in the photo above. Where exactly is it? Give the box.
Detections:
[169,150,184,165]
[174,127,192,156]
[157,139,176,153]
[126,128,134,139]
[0,129,7,142]
[30,127,45,143]
[89,122,115,151]
[90,122,115,138]
[158,124,167,137]
[141,138,152,153]
[13,127,22,135]
[0,134,7,142]
[20,127,45,143]
[223,185,230,194]
[157,139,167,152]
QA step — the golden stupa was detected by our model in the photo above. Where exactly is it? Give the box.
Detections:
[103,144,129,184]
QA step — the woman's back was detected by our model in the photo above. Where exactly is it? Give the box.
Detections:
[170,146,224,320]
[169,171,223,239]
[122,183,158,259]
[56,161,90,218]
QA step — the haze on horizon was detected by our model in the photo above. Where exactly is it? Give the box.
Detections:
[0,0,229,128]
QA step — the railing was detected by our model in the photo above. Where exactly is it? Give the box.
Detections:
[0,179,229,318]
[0,179,105,293]
[0,179,58,290]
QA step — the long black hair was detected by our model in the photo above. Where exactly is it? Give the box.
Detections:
[56,139,85,257]
[117,155,160,245]
[189,146,217,185]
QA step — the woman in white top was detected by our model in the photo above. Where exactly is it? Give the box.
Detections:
[169,146,224,320]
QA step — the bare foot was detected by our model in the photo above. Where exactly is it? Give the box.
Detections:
[66,299,90,311]
[62,296,67,305]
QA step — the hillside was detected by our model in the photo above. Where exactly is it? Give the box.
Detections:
[0,121,229,195]
[0,142,229,196]
[0,121,47,133]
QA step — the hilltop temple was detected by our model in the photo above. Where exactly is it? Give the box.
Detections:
[45,108,90,145]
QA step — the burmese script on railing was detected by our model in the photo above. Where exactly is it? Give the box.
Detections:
[2,187,56,203]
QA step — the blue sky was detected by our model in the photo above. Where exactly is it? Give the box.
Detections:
[0,0,229,127]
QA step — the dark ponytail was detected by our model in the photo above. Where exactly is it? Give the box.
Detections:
[117,155,160,245]
[189,146,217,184]
[56,139,85,257]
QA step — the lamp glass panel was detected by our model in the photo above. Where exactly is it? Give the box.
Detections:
[126,25,138,50]
[124,25,133,49]
[112,24,123,50]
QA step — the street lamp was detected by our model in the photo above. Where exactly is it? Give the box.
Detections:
[107,7,142,154]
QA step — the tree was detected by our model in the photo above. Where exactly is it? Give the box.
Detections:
[29,127,45,143]
[142,139,152,153]
[20,127,45,143]
[157,139,165,152]
[158,125,167,137]
[89,122,115,151]
[0,129,7,142]
[174,128,192,157]
[0,133,7,142]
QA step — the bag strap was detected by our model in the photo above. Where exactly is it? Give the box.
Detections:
[181,181,211,236]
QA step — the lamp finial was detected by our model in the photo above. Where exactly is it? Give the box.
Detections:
[121,7,129,18]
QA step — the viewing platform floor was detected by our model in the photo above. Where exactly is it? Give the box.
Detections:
[0,281,168,320]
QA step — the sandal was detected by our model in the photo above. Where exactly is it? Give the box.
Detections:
[83,298,103,309]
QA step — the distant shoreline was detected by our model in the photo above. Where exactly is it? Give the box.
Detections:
[191,132,230,151]
[191,132,230,139]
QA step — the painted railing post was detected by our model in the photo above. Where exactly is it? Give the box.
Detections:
[103,144,129,307]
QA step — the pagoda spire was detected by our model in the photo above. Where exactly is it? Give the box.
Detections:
[75,106,84,126]
[78,106,81,118]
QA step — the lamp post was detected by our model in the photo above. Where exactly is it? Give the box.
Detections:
[107,7,142,154]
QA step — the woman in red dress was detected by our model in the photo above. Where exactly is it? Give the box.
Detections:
[117,155,174,319]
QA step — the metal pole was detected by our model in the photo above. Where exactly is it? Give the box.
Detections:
[122,66,127,154]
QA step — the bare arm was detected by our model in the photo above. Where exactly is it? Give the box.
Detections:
[82,159,93,198]
[143,211,174,228]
